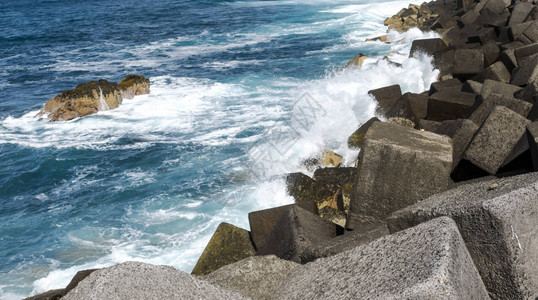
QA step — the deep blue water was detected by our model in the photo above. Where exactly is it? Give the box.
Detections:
[0,0,438,298]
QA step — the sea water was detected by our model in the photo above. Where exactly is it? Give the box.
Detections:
[0,0,439,298]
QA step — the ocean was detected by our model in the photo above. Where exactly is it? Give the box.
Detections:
[0,0,440,298]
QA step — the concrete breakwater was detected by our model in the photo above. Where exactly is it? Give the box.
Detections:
[26,0,538,299]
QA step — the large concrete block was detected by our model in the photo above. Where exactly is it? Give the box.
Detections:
[275,217,489,300]
[202,255,300,300]
[480,79,522,99]
[410,38,448,57]
[465,106,531,174]
[192,223,255,276]
[436,119,479,170]
[469,93,532,126]
[312,167,357,192]
[509,2,535,26]
[386,92,428,123]
[427,90,477,121]
[347,117,380,149]
[63,262,248,300]
[286,172,336,214]
[462,80,483,94]
[347,122,452,229]
[527,122,538,171]
[368,84,402,116]
[472,61,511,83]
[453,49,485,79]
[429,78,462,95]
[388,173,538,300]
[249,204,294,250]
[256,205,342,264]
[511,53,538,86]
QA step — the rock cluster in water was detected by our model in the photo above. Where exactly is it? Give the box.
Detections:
[36,74,150,121]
[26,0,538,299]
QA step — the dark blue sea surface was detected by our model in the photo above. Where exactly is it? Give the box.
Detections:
[0,0,438,298]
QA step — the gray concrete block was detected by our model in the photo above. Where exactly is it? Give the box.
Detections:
[275,217,490,300]
[410,38,448,57]
[202,255,299,300]
[436,119,479,170]
[429,78,462,95]
[509,2,535,26]
[249,204,294,250]
[465,106,531,174]
[63,261,248,300]
[480,79,522,99]
[368,85,402,116]
[511,53,538,86]
[387,92,428,123]
[470,93,532,126]
[462,80,483,94]
[348,117,380,149]
[453,49,485,79]
[428,90,477,121]
[472,61,511,83]
[347,122,452,229]
[388,173,538,300]
[527,122,538,171]
[256,205,341,264]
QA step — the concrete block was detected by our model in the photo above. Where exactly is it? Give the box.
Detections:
[511,53,538,86]
[192,223,255,276]
[465,106,531,174]
[410,38,448,57]
[249,204,294,250]
[472,61,511,83]
[256,205,342,264]
[388,173,538,300]
[429,78,462,95]
[527,122,538,171]
[347,122,452,229]
[436,119,479,170]
[509,2,535,26]
[470,93,532,126]
[453,49,485,79]
[387,92,428,123]
[428,90,477,121]
[368,84,402,116]
[347,117,380,149]
[462,80,483,94]
[202,255,300,300]
[63,262,248,300]
[276,217,489,300]
[480,79,522,99]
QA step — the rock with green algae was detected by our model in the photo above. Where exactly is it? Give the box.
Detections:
[37,75,150,122]
[191,222,255,276]
[118,74,151,99]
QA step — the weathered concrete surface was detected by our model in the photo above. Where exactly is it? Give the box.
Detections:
[256,205,341,264]
[465,106,531,174]
[63,261,248,300]
[275,217,489,300]
[286,172,338,213]
[249,205,294,250]
[453,49,485,79]
[436,119,479,170]
[347,117,380,149]
[427,90,477,121]
[191,223,255,276]
[469,93,532,126]
[527,121,538,171]
[387,92,428,123]
[367,84,402,116]
[480,79,522,99]
[388,173,538,300]
[202,255,299,300]
[347,122,452,229]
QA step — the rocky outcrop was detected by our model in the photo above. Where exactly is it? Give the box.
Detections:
[118,74,151,99]
[37,75,150,121]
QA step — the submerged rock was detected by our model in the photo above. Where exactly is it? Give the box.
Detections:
[37,75,150,122]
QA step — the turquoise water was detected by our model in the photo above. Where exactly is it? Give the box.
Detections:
[0,0,439,298]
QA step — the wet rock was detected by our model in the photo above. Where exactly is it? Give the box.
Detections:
[285,172,334,214]
[368,84,402,116]
[191,223,255,276]
[275,217,489,300]
[256,205,342,264]
[347,122,452,229]
[465,106,531,174]
[63,261,247,300]
[410,38,448,57]
[118,74,150,99]
[345,53,368,68]
[348,117,380,149]
[388,173,538,300]
[37,79,122,121]
[202,255,300,300]
[427,90,477,121]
